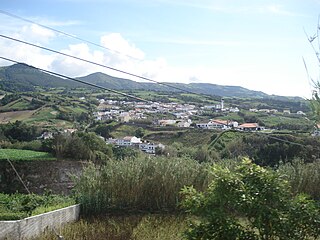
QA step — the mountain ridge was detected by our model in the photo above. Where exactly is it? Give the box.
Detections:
[0,64,302,100]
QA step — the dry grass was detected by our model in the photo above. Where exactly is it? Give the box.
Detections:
[34,214,190,240]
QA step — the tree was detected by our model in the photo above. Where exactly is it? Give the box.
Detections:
[181,159,320,240]
[135,127,145,138]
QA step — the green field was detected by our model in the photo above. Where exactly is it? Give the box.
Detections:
[0,149,56,161]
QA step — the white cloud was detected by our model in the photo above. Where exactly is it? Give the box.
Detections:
[100,33,145,60]
[0,21,311,97]
[260,4,303,17]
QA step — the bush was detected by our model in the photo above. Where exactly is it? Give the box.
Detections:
[0,212,28,220]
[0,193,75,220]
[181,159,320,240]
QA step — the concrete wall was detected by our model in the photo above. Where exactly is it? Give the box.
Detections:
[0,204,80,240]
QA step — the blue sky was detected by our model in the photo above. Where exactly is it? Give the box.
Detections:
[0,0,319,97]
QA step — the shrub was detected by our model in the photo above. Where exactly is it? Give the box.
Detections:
[0,193,75,220]
[181,159,320,240]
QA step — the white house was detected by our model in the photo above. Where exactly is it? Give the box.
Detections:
[237,123,264,131]
[139,143,165,154]
[108,136,141,146]
[229,107,240,113]
[177,120,191,128]
[296,111,306,115]
[158,119,177,126]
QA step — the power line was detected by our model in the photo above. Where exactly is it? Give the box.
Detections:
[0,56,149,103]
[0,9,142,62]
[0,34,209,97]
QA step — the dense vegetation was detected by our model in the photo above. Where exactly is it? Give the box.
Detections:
[182,159,320,240]
[0,192,74,220]
[74,156,210,215]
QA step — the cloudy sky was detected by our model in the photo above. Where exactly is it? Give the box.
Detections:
[0,0,319,97]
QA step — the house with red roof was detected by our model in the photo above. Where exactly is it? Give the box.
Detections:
[237,123,264,131]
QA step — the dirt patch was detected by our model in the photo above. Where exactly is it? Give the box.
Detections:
[50,111,58,115]
[0,110,37,123]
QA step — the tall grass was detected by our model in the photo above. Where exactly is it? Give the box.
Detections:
[34,214,190,240]
[74,156,211,215]
[278,159,320,200]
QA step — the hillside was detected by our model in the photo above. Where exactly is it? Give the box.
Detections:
[0,64,300,100]
[0,64,79,91]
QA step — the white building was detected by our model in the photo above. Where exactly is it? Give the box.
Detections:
[108,136,141,146]
[139,143,165,154]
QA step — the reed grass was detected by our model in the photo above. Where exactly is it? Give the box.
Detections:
[278,159,320,200]
[74,156,211,214]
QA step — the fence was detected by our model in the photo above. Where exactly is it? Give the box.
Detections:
[0,204,80,240]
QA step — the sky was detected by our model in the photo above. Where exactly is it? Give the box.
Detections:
[0,0,319,97]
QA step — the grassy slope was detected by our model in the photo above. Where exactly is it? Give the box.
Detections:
[110,124,215,147]
[0,149,56,161]
[144,128,215,146]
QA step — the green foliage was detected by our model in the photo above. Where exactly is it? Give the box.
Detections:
[221,133,320,166]
[0,149,56,161]
[278,159,320,200]
[181,159,320,240]
[0,193,75,220]
[112,145,139,160]
[93,123,114,138]
[74,156,210,215]
[0,94,20,106]
[52,132,112,161]
[0,121,41,142]
[135,127,145,138]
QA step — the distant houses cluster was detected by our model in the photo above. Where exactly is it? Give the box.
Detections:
[93,99,198,123]
[196,119,265,131]
[107,136,164,154]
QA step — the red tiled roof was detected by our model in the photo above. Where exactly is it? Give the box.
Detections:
[238,123,259,128]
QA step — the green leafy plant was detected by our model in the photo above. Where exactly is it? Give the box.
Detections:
[181,159,320,240]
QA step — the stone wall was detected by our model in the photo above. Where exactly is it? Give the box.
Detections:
[0,160,85,195]
[0,204,80,240]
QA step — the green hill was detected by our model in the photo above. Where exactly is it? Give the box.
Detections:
[0,64,79,91]
[0,64,301,100]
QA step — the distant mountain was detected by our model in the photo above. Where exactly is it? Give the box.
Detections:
[0,64,79,91]
[77,72,271,98]
[0,64,301,100]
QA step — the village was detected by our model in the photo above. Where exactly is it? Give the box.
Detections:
[88,97,311,154]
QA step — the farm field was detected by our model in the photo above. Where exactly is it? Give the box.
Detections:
[0,149,56,161]
[0,110,37,123]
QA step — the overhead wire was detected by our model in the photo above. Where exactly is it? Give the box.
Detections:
[0,34,211,98]
[0,55,310,147]
[0,56,149,103]
[0,9,142,62]
[0,14,310,147]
